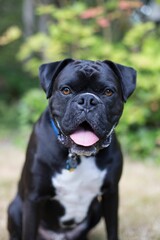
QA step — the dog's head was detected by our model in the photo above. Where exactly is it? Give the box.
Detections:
[39,59,136,156]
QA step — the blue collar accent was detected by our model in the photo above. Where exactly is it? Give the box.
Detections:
[50,118,79,171]
[50,118,59,137]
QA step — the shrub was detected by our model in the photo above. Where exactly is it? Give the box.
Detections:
[18,89,47,126]
[15,3,160,161]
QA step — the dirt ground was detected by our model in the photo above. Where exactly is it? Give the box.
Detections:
[0,139,160,240]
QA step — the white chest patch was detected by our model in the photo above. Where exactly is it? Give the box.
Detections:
[51,156,107,224]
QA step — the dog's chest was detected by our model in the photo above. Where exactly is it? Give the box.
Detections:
[51,156,107,224]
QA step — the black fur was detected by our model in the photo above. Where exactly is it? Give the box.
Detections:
[8,59,136,240]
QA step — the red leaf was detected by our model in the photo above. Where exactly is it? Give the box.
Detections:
[80,7,104,19]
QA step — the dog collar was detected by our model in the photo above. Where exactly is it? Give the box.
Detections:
[66,153,79,171]
[50,118,79,171]
[50,118,60,137]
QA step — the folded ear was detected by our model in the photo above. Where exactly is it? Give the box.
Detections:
[103,60,137,102]
[39,58,74,98]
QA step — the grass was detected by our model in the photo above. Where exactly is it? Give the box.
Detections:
[0,138,160,240]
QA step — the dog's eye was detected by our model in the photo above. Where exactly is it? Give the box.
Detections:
[104,89,113,97]
[61,87,72,95]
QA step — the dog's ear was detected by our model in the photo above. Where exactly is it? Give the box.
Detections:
[103,60,136,102]
[39,58,74,98]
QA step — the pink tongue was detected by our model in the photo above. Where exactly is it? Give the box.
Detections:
[70,128,99,147]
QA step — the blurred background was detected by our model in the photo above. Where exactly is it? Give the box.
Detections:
[0,0,160,160]
[0,0,160,239]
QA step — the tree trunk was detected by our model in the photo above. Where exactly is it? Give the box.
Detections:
[22,0,35,37]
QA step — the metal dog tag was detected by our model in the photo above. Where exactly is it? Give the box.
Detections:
[65,154,79,171]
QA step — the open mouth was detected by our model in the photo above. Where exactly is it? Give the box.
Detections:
[70,121,99,147]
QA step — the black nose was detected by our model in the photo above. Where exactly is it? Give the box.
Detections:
[77,93,99,110]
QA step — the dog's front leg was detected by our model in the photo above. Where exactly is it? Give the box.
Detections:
[102,187,120,240]
[22,199,39,240]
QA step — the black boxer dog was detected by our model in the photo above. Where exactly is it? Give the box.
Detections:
[8,59,136,240]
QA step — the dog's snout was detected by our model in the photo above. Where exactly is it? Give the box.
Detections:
[77,93,99,110]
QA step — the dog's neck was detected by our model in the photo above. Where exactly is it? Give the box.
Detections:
[50,117,79,171]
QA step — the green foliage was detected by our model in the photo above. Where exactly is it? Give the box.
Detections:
[0,26,21,46]
[16,3,160,161]
[18,89,47,126]
[18,3,104,75]
[0,102,18,128]
[18,3,132,73]
[124,23,160,71]
[0,0,36,101]
[117,127,160,163]
[1,1,160,162]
